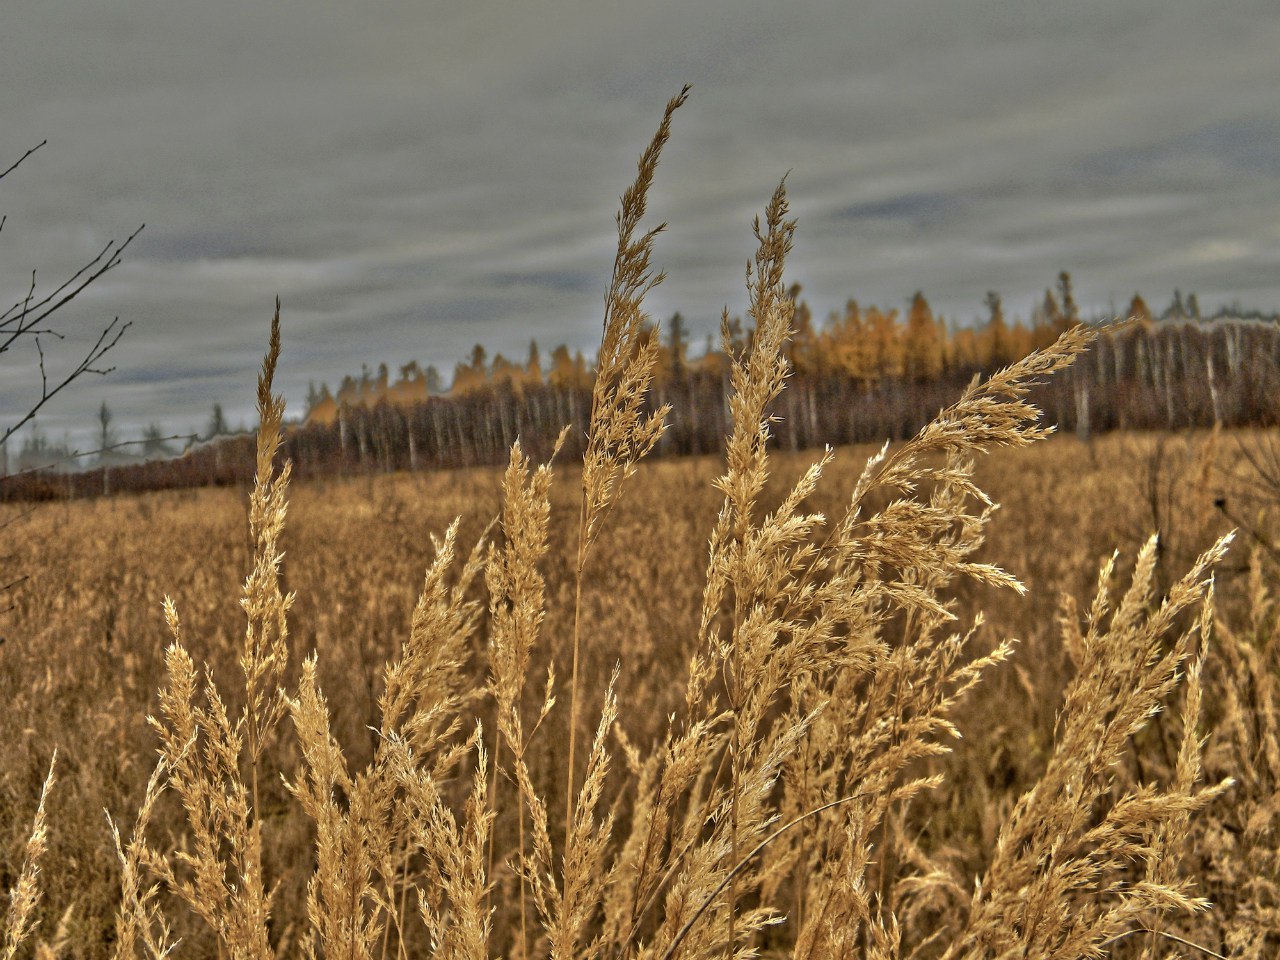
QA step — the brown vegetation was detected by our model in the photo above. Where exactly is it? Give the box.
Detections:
[2,90,1278,959]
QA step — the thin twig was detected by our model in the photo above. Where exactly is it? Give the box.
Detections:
[1102,925,1229,960]
[0,141,46,182]
[657,792,867,960]
[1,433,198,483]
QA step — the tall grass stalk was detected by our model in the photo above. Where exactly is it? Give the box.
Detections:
[565,85,688,848]
[2,754,56,960]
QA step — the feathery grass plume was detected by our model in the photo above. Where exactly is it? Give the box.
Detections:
[268,434,556,960]
[484,430,624,960]
[945,533,1234,960]
[285,493,487,960]
[143,303,292,960]
[1136,603,1218,959]
[1195,551,1280,958]
[486,438,561,960]
[488,441,559,760]
[605,178,819,960]
[605,189,1099,959]
[380,518,489,958]
[816,323,1099,626]
[372,518,488,960]
[566,85,688,842]
[108,760,178,960]
[241,300,295,802]
[766,329,1100,944]
[783,618,1018,955]
[284,473,489,960]
[379,516,487,762]
[579,85,688,547]
[3,754,55,960]
[389,726,494,960]
[286,657,390,960]
[544,670,620,960]
[705,178,806,954]
[147,307,491,960]
[768,351,1098,952]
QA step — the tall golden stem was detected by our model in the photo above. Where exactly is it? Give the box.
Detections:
[564,490,590,848]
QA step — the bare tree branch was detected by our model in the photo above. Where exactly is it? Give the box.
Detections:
[0,140,45,183]
[0,225,144,340]
[0,433,198,483]
[1,141,142,453]
[2,317,133,449]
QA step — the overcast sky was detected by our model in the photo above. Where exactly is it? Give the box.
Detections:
[3,0,1279,450]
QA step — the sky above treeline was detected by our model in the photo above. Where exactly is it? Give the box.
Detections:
[3,0,1279,450]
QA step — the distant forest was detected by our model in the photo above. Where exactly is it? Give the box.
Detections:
[5,274,1280,500]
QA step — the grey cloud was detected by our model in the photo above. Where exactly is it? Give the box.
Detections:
[2,0,1279,449]
[489,270,600,295]
[832,194,959,227]
[1077,117,1280,185]
[109,362,246,387]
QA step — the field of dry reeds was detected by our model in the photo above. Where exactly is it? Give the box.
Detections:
[2,89,1278,959]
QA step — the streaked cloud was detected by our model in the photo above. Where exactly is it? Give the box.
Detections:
[2,0,1278,448]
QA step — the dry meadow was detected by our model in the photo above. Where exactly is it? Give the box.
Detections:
[1,418,1269,952]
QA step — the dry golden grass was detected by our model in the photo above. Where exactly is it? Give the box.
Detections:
[1,431,1272,958]
[1,90,1277,959]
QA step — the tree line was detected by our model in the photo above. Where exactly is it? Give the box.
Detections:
[5,277,1280,500]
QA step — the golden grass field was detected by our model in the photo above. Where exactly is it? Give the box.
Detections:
[4,418,1277,958]
[1,90,1277,959]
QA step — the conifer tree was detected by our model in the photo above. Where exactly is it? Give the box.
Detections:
[549,344,587,389]
[527,339,543,382]
[1058,269,1079,328]
[865,305,903,379]
[1041,288,1064,342]
[660,312,687,382]
[903,290,944,381]
[982,291,1011,368]
[424,365,443,394]
[1128,292,1153,327]
[205,402,228,439]
[789,294,820,376]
